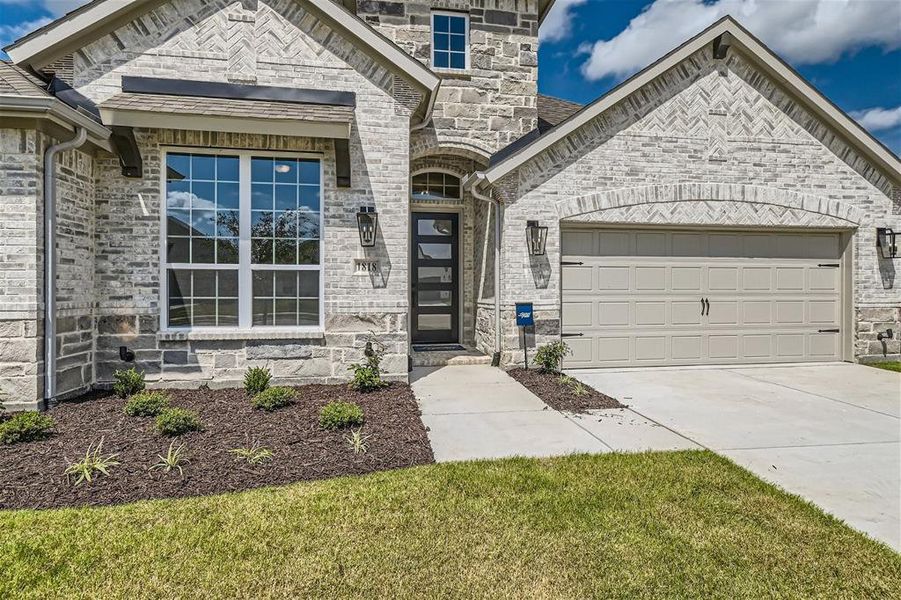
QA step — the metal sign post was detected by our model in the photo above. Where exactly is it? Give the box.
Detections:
[515,302,534,370]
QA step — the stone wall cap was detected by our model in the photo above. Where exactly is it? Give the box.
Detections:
[158,329,325,342]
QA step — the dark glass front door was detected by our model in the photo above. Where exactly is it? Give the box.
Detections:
[412,212,459,344]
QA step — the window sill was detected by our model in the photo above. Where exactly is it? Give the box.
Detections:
[158,329,325,342]
[433,68,473,80]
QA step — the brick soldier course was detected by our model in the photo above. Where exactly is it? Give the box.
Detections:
[0,2,898,411]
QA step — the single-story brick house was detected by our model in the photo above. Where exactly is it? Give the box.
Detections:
[1,1,898,411]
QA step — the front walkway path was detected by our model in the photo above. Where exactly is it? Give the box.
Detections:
[412,365,696,462]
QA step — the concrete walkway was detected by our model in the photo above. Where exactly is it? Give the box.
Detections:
[412,365,695,462]
[568,362,901,551]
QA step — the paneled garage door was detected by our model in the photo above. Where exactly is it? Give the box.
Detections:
[561,229,845,368]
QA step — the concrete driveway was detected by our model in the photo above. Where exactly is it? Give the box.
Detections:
[568,362,901,550]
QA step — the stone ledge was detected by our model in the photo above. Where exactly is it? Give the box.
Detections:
[158,329,326,342]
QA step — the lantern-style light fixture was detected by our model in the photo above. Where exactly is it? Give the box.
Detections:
[877,227,897,259]
[356,206,378,247]
[526,220,548,256]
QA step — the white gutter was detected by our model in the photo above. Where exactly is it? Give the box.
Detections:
[0,95,112,151]
[466,173,503,365]
[44,127,88,405]
[410,80,440,132]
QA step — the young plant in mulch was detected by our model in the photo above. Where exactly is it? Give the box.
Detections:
[243,366,272,396]
[230,442,274,465]
[534,341,572,374]
[251,386,295,412]
[155,408,202,436]
[150,441,188,477]
[558,374,589,397]
[320,401,365,430]
[344,428,371,454]
[64,437,120,486]
[348,333,389,392]
[124,391,170,417]
[0,411,54,445]
[113,367,146,398]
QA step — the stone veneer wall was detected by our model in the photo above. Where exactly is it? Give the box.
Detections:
[0,128,95,410]
[0,129,43,410]
[65,0,414,388]
[487,46,900,366]
[359,0,539,158]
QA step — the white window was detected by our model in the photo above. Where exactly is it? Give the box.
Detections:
[161,149,323,331]
[431,11,469,70]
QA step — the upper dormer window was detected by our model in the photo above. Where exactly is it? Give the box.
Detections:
[431,11,469,70]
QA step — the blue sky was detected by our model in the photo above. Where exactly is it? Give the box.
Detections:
[2,0,899,153]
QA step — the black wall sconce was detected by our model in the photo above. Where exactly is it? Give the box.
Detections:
[526,220,548,256]
[119,346,135,363]
[876,228,897,259]
[356,206,378,247]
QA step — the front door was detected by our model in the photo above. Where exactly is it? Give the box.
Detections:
[411,212,459,344]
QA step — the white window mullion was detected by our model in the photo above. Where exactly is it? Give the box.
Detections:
[238,155,252,329]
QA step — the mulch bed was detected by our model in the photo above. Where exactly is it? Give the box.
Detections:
[0,383,434,510]
[508,368,624,413]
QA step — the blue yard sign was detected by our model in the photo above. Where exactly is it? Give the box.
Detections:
[515,303,534,327]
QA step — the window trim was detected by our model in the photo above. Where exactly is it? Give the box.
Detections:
[159,147,325,334]
[430,10,470,71]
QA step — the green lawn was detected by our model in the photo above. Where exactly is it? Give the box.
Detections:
[869,361,901,373]
[2,451,898,599]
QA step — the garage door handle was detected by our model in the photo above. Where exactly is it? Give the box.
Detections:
[818,328,840,333]
[561,333,584,337]
[817,263,840,268]
[701,298,709,316]
[561,261,584,266]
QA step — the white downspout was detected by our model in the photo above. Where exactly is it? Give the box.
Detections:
[469,176,503,366]
[44,127,88,405]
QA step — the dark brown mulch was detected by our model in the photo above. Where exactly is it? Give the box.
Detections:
[508,368,624,413]
[0,383,434,510]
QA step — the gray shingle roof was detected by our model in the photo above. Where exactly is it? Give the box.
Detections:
[537,94,582,129]
[99,92,355,123]
[0,62,49,97]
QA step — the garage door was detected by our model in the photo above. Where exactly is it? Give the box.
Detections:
[561,229,845,368]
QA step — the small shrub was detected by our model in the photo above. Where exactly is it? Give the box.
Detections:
[113,367,145,398]
[155,407,201,436]
[230,443,274,465]
[319,401,364,430]
[151,441,188,476]
[344,428,371,454]
[251,386,295,411]
[348,333,389,392]
[64,437,120,485]
[243,366,272,396]
[0,411,54,445]
[124,391,169,417]
[558,374,589,397]
[534,341,572,373]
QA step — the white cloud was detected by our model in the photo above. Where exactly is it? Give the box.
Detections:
[581,0,901,81]
[0,1,88,17]
[0,17,53,51]
[540,0,588,43]
[851,106,901,132]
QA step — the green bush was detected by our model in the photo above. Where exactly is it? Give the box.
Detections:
[348,334,388,392]
[124,391,170,417]
[0,411,54,444]
[155,408,201,436]
[243,366,272,396]
[113,368,145,398]
[534,341,572,373]
[319,401,364,430]
[251,386,295,412]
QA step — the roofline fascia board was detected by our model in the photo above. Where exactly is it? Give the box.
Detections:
[537,0,557,26]
[121,76,358,106]
[99,107,352,139]
[5,0,162,68]
[482,17,901,185]
[0,95,112,148]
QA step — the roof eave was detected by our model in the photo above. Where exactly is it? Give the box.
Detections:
[0,95,112,150]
